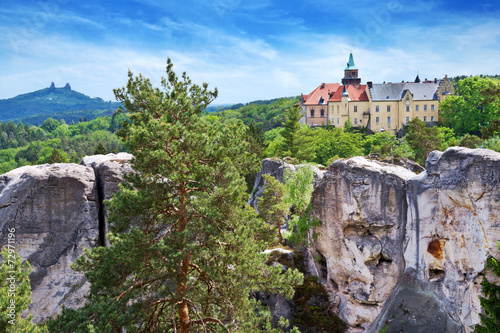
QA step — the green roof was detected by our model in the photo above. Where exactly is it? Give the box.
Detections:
[345,53,357,70]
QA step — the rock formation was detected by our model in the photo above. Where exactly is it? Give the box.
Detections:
[309,156,415,330]
[0,153,132,323]
[0,163,98,323]
[306,148,500,332]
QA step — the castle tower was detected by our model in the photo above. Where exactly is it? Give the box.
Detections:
[342,53,361,88]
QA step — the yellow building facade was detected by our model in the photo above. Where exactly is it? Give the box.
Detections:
[300,54,455,133]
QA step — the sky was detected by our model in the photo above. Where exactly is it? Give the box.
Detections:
[0,0,499,105]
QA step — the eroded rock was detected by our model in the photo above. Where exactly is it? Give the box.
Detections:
[309,156,415,329]
[0,163,99,322]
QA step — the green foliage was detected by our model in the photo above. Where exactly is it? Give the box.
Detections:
[405,118,443,164]
[94,142,107,155]
[483,136,500,152]
[458,134,483,148]
[474,243,500,333]
[216,97,299,133]
[313,127,364,165]
[364,131,397,156]
[292,276,348,333]
[440,76,500,136]
[279,105,302,159]
[0,117,126,173]
[0,247,48,332]
[50,59,303,332]
[258,174,288,245]
[47,148,68,164]
[40,117,61,133]
[283,165,317,244]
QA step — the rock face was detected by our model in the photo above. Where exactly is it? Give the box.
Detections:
[309,156,415,329]
[0,163,99,323]
[307,148,500,332]
[81,153,133,246]
[0,153,133,323]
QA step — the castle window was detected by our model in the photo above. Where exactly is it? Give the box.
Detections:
[416,105,419,111]
[387,105,391,112]
[320,109,325,118]
[310,109,315,118]
[431,116,435,121]
[376,117,379,124]
[337,118,340,124]
[406,105,410,112]
[406,117,410,124]
[354,106,358,112]
[387,116,391,124]
[354,118,358,124]
[431,105,435,111]
[424,116,427,122]
[376,106,379,112]
[424,105,428,111]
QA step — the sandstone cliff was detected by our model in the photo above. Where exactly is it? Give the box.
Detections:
[306,148,500,332]
[0,153,132,322]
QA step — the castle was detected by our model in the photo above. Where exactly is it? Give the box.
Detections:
[300,53,455,133]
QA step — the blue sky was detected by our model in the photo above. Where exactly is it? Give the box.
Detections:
[1,0,499,104]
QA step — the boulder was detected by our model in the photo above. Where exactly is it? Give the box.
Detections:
[0,163,99,323]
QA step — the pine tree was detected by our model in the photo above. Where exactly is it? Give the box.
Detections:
[280,105,302,158]
[475,247,500,333]
[94,142,107,155]
[258,174,288,245]
[47,149,67,164]
[48,59,302,333]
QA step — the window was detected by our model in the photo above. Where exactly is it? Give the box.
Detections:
[354,106,358,112]
[360,119,362,123]
[431,116,434,122]
[406,105,410,112]
[387,105,391,112]
[415,105,419,111]
[376,106,379,112]
[406,116,410,124]
[320,109,325,118]
[387,116,391,124]
[337,118,339,124]
[337,105,340,113]
[354,118,358,124]
[310,109,315,118]
[424,105,428,111]
[424,116,427,122]
[376,117,379,124]
[431,105,435,111]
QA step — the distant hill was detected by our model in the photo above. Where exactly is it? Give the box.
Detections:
[0,83,121,125]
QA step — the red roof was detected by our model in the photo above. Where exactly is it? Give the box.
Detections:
[302,83,341,106]
[329,85,369,102]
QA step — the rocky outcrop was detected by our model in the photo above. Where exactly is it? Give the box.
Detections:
[0,154,133,323]
[81,153,133,246]
[0,163,99,323]
[309,156,415,329]
[307,148,500,332]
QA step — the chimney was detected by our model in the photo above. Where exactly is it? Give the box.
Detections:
[434,78,437,83]
[367,81,373,88]
[321,83,325,89]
